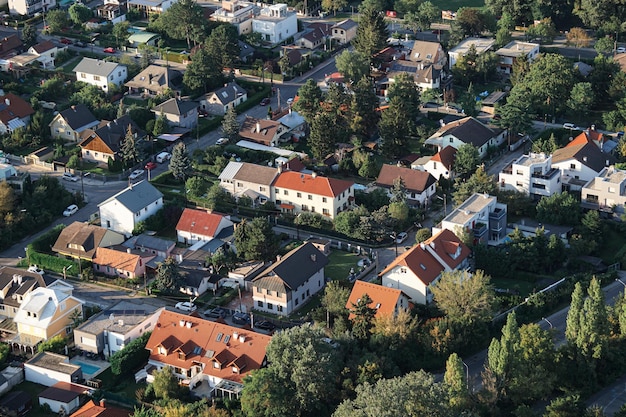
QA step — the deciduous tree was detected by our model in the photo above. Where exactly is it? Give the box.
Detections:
[46,10,69,33]
[69,3,92,25]
[335,49,369,84]
[453,166,496,205]
[295,79,323,124]
[432,269,495,324]
[205,24,239,71]
[183,46,222,94]
[157,0,205,49]
[454,143,480,179]
[536,192,581,225]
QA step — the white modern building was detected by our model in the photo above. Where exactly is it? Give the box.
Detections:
[495,41,540,74]
[73,58,128,93]
[9,0,55,16]
[499,152,561,198]
[212,0,255,36]
[448,37,496,69]
[252,4,297,44]
[581,166,626,213]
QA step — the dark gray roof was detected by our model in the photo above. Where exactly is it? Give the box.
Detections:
[199,238,227,252]
[81,115,143,153]
[58,104,98,130]
[239,41,254,59]
[123,234,175,252]
[39,386,81,402]
[440,117,498,148]
[207,82,247,105]
[73,57,124,77]
[98,180,163,212]
[152,98,198,116]
[333,19,357,30]
[253,242,328,292]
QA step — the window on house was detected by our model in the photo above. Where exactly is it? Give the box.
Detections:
[93,75,100,81]
[322,197,327,203]
[301,293,305,300]
[260,186,266,192]
[267,303,273,310]
[297,192,302,198]
[277,305,283,312]
[277,292,282,298]
[323,208,329,215]
[275,188,280,194]
[284,190,288,195]
[308,194,312,200]
[214,362,220,369]
[295,298,299,306]
[570,163,576,169]
[311,207,315,212]
[302,204,308,211]
[80,73,86,78]
[258,300,264,307]
[306,289,310,296]
[449,138,453,143]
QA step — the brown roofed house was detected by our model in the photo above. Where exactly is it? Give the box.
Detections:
[346,280,411,320]
[92,247,154,279]
[376,164,437,207]
[52,222,126,261]
[239,116,289,147]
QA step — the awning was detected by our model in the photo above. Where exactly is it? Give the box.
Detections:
[157,133,184,142]
[7,118,26,131]
[279,203,295,209]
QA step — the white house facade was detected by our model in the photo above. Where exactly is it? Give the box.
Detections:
[252,4,297,44]
[499,152,561,198]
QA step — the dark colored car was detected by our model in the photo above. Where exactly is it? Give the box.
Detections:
[254,320,276,331]
[145,161,157,170]
[260,97,270,106]
[232,312,251,325]
[205,307,228,319]
[60,38,72,44]
[74,41,85,47]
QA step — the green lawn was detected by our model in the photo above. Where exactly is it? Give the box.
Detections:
[97,367,145,405]
[325,250,361,282]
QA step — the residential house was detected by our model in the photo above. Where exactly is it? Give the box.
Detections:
[552,132,616,191]
[345,280,410,319]
[99,180,164,237]
[38,382,87,414]
[495,41,539,74]
[122,233,175,261]
[438,193,508,245]
[74,300,163,358]
[219,161,279,205]
[330,19,357,44]
[413,145,456,180]
[276,110,306,141]
[143,309,272,397]
[407,40,447,68]
[0,163,17,182]
[71,399,132,417]
[200,82,247,115]
[375,164,437,207]
[424,116,507,158]
[299,25,329,49]
[79,115,143,164]
[581,166,626,213]
[383,60,443,91]
[380,228,471,304]
[73,58,128,93]
[252,4,297,44]
[573,127,612,152]
[52,222,126,262]
[12,281,83,354]
[151,97,198,129]
[239,116,289,147]
[272,170,355,219]
[96,0,127,24]
[448,37,496,69]
[24,352,82,386]
[127,0,176,17]
[480,91,507,115]
[176,208,235,245]
[0,163,28,193]
[251,242,328,315]
[49,104,100,142]
[177,250,222,296]
[9,0,55,16]
[0,391,31,417]
[9,40,59,69]
[283,48,303,67]
[499,152,561,198]
[0,31,23,72]
[0,93,34,134]
[0,266,50,321]
[125,65,183,97]
[211,0,255,36]
[238,40,254,62]
[92,247,153,279]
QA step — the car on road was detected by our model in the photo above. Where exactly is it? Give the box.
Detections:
[74,41,85,47]
[145,161,157,170]
[204,307,228,318]
[563,123,576,129]
[62,172,79,182]
[216,137,229,145]
[254,320,276,332]
[103,47,116,53]
[60,38,72,44]
[232,312,251,325]
[618,47,626,53]
[260,97,270,106]
[128,169,144,180]
[27,265,44,275]
[396,232,408,244]
[63,204,79,217]
[175,301,197,312]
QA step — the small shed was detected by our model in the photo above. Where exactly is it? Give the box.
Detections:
[0,391,32,417]
[38,382,86,414]
[28,147,54,163]
[127,32,161,48]
[24,352,83,386]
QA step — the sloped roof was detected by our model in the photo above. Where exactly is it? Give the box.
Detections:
[52,222,124,259]
[56,104,98,130]
[73,57,124,77]
[408,40,442,63]
[252,242,328,292]
[14,284,81,330]
[30,40,56,54]
[145,309,271,383]
[0,31,23,58]
[0,93,34,125]
[176,208,225,237]
[431,145,457,169]
[375,164,436,193]
[39,381,85,403]
[70,399,131,417]
[206,82,247,105]
[123,234,175,253]
[379,243,444,285]
[151,97,198,116]
[332,19,357,30]
[552,138,615,172]
[430,116,499,148]
[98,180,163,213]
[234,162,279,184]
[424,228,471,270]
[79,115,142,154]
[346,280,407,319]
[239,116,286,145]
[273,171,353,198]
[92,247,142,272]
[124,65,182,93]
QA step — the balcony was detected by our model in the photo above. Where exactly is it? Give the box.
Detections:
[501,164,513,175]
[473,222,487,238]
[531,168,559,180]
[489,207,506,221]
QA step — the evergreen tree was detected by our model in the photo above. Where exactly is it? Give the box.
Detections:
[234,217,280,261]
[577,278,609,360]
[350,76,379,137]
[309,112,338,160]
[221,107,240,141]
[350,293,376,340]
[205,25,240,71]
[379,97,413,158]
[453,166,497,205]
[295,79,323,124]
[352,4,389,60]
[21,24,37,48]
[454,143,481,179]
[153,113,169,137]
[183,46,222,94]
[386,72,421,121]
[120,125,139,168]
[169,142,190,181]
[444,353,470,410]
[565,282,585,344]
[155,258,182,291]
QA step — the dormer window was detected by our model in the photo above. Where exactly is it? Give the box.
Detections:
[158,346,167,355]
[178,351,185,360]
[214,362,220,369]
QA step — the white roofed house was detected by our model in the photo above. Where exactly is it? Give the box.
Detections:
[495,41,540,75]
[252,3,297,44]
[211,0,256,36]
[499,152,561,198]
[219,161,279,206]
[199,82,247,116]
[581,166,626,214]
[73,58,128,93]
[448,37,495,69]
[127,0,176,17]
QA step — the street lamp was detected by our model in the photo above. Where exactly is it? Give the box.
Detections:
[436,194,447,216]
[461,360,470,390]
[390,232,398,257]
[63,264,72,280]
[542,317,553,329]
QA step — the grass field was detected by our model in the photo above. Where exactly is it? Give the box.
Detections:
[325,250,361,282]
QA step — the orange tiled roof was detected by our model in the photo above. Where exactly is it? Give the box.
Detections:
[346,280,406,319]
[176,208,223,237]
[375,164,436,193]
[92,247,141,272]
[379,243,444,285]
[70,399,131,417]
[423,229,471,270]
[273,171,353,198]
[146,310,271,383]
[431,145,457,169]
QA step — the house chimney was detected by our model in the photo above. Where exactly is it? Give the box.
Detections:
[71,105,76,111]
[591,124,595,131]
[256,122,261,133]
[179,319,185,327]
[186,321,192,328]
[99,399,106,408]
[311,172,317,179]
[239,335,245,343]
[420,242,426,250]
[127,248,132,254]
[233,331,239,339]
[4,98,9,106]
[276,254,282,262]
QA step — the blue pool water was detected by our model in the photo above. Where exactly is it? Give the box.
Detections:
[75,361,100,375]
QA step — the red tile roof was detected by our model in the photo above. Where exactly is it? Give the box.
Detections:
[146,310,271,383]
[423,229,470,270]
[431,145,456,169]
[92,247,141,272]
[379,243,444,285]
[346,280,407,319]
[31,40,56,54]
[0,93,34,125]
[273,171,353,197]
[375,164,436,193]
[70,399,131,417]
[176,208,224,237]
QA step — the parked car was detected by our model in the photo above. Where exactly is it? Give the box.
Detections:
[260,97,270,106]
[62,172,79,182]
[128,169,144,180]
[103,47,116,53]
[563,123,576,129]
[74,41,85,47]
[396,232,408,244]
[145,161,157,170]
[287,97,294,105]
[216,137,229,145]
[618,46,626,53]
[60,38,72,44]
[204,307,228,318]
[27,265,44,275]
[232,312,251,325]
[156,151,171,163]
[63,204,79,217]
[254,320,276,332]
[175,301,197,312]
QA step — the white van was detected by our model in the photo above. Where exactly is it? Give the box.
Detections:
[156,152,171,163]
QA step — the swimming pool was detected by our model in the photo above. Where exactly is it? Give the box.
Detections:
[74,361,100,375]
